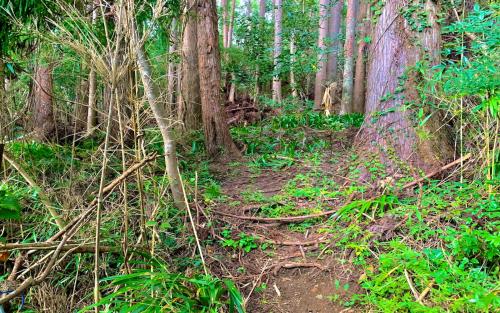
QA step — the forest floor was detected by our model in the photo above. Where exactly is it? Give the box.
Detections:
[209,148,363,313]
[199,107,372,312]
[193,101,497,313]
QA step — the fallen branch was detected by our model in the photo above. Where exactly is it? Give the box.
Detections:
[0,242,146,254]
[214,209,339,223]
[402,153,472,190]
[271,262,326,275]
[255,235,329,246]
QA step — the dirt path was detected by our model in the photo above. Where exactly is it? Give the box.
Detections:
[207,154,363,312]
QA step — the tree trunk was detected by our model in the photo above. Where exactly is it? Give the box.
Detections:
[326,0,342,81]
[355,0,453,174]
[178,3,202,130]
[167,18,178,115]
[33,64,56,140]
[352,1,369,113]
[272,0,282,102]
[75,77,89,133]
[246,0,252,16]
[130,15,185,210]
[313,0,330,110]
[222,0,229,48]
[290,33,298,98]
[340,0,357,114]
[259,0,265,18]
[196,0,240,157]
[0,59,6,143]
[86,68,97,135]
[227,0,236,48]
[86,1,98,136]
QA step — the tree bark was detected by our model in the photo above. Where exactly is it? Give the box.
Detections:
[0,59,6,143]
[75,77,89,133]
[178,3,202,130]
[246,0,252,16]
[313,0,330,110]
[130,14,185,210]
[86,1,98,136]
[272,0,282,102]
[227,0,236,48]
[326,0,342,82]
[259,0,265,18]
[222,0,229,48]
[340,0,357,114]
[196,0,240,157]
[33,64,56,140]
[167,18,179,114]
[355,0,453,174]
[352,0,368,113]
[290,33,298,98]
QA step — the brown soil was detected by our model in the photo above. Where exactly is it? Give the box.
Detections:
[206,148,365,312]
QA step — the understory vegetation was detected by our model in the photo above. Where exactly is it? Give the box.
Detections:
[0,0,498,312]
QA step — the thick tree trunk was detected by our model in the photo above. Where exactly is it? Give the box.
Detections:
[33,64,56,140]
[130,17,185,210]
[259,0,265,18]
[196,0,240,157]
[167,18,178,114]
[272,0,282,102]
[178,3,202,130]
[340,0,357,114]
[313,0,330,110]
[352,0,368,113]
[355,0,453,174]
[326,0,342,81]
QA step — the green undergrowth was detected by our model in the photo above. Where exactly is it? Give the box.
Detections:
[231,104,363,169]
[321,181,499,312]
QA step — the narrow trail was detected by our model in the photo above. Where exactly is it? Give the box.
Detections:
[207,144,364,312]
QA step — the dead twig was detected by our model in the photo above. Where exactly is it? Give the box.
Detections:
[271,262,326,275]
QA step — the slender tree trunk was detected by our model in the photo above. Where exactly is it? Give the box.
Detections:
[313,0,330,109]
[246,0,252,16]
[352,1,369,113]
[228,73,236,102]
[272,0,282,102]
[75,77,89,133]
[167,18,178,114]
[326,0,342,81]
[227,0,236,48]
[86,69,97,135]
[178,2,202,130]
[86,1,98,136]
[130,13,185,210]
[0,59,6,143]
[33,64,56,140]
[259,0,265,17]
[222,0,229,48]
[340,0,357,114]
[196,0,239,157]
[355,0,453,174]
[290,33,298,98]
